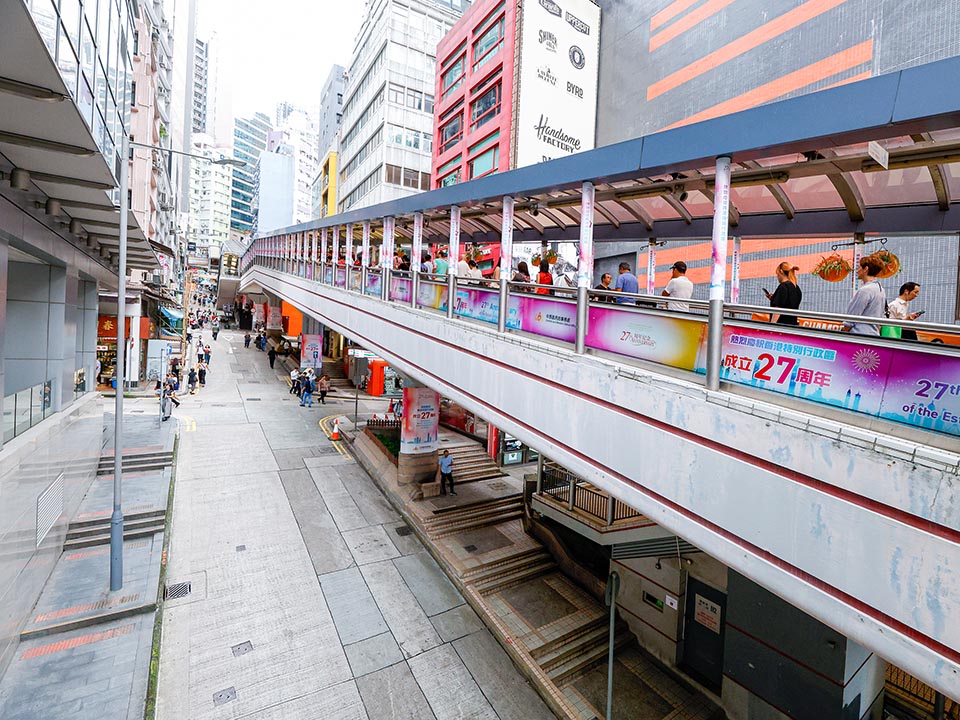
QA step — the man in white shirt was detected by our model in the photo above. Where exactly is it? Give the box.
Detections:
[842,257,886,335]
[457,254,471,276]
[662,261,694,312]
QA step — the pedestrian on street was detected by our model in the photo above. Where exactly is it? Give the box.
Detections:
[300,374,314,407]
[244,332,251,348]
[204,345,211,365]
[317,374,330,404]
[842,256,886,335]
[268,346,277,369]
[161,381,175,421]
[187,366,198,394]
[289,368,300,394]
[439,450,455,495]
[212,325,219,341]
[197,361,207,387]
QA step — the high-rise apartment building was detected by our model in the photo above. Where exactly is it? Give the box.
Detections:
[231,112,273,236]
[256,109,319,233]
[188,134,234,250]
[192,37,208,134]
[337,0,471,212]
[317,65,348,163]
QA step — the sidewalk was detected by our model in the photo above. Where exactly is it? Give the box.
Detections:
[155,329,553,719]
[0,412,176,720]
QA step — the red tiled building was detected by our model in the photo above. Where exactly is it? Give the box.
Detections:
[431,0,518,188]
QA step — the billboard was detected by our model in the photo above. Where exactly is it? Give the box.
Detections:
[515,0,601,168]
[301,334,323,370]
[266,306,283,330]
[400,388,440,455]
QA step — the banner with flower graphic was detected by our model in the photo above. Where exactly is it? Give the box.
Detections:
[699,326,960,436]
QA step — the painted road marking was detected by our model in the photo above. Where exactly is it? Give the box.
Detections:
[20,624,135,659]
[178,415,197,432]
[318,416,350,458]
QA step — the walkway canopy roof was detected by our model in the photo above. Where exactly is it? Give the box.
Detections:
[259,55,960,247]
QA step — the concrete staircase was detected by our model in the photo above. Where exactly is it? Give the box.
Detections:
[535,614,635,684]
[96,450,174,476]
[422,494,524,539]
[465,547,558,596]
[63,509,167,550]
[442,442,505,485]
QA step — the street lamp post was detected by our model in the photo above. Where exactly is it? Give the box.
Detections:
[110,140,244,592]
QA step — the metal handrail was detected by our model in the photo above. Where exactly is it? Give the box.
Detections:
[727,301,960,335]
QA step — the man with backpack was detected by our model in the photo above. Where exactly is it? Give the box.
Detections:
[299,373,315,408]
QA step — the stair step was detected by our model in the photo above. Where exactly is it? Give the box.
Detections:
[530,616,608,660]
[97,453,173,466]
[68,509,166,530]
[466,551,555,586]
[547,631,635,683]
[424,499,523,527]
[66,516,164,540]
[430,509,524,538]
[463,547,551,579]
[538,620,630,670]
[429,493,523,517]
[475,559,557,595]
[62,523,165,550]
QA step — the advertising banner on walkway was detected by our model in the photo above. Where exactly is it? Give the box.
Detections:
[453,286,521,328]
[400,387,440,454]
[586,308,705,370]
[516,296,576,342]
[334,268,346,287]
[877,349,960,435]
[266,306,283,330]
[300,334,323,370]
[390,277,412,303]
[697,325,960,436]
[417,281,444,311]
[365,272,382,297]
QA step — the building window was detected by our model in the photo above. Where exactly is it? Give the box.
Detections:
[471,83,501,131]
[402,168,419,188]
[473,16,504,72]
[440,114,462,154]
[388,83,405,105]
[406,89,422,111]
[470,145,499,179]
[441,54,465,99]
[337,93,342,104]
[439,168,461,188]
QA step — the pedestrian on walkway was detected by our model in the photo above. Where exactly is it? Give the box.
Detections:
[244,332,251,348]
[317,374,330,404]
[300,374,314,407]
[187,366,198,394]
[268,346,277,369]
[439,450,455,495]
[765,261,802,324]
[197,361,207,387]
[613,262,639,304]
[842,256,886,335]
[203,344,211,365]
[887,281,922,341]
[535,261,554,295]
[662,261,694,312]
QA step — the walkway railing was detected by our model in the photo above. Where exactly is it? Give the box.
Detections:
[539,461,643,526]
[241,251,960,440]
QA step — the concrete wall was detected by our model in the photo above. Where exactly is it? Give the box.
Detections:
[243,267,960,697]
[595,0,960,142]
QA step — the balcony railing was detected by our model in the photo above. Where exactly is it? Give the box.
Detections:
[540,461,642,526]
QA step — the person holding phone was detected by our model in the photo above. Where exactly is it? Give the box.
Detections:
[887,281,922,341]
[765,261,802,324]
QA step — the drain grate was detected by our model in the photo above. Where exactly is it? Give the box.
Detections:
[246,398,261,401]
[236,544,246,552]
[164,581,192,600]
[231,640,254,657]
[213,687,237,706]
[395,525,412,537]
[463,544,478,553]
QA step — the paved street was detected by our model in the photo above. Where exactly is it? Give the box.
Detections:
[155,329,552,719]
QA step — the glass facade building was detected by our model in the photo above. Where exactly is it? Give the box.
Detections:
[231,112,273,236]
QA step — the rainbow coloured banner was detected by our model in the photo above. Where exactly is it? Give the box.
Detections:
[400,387,440,454]
[586,308,705,370]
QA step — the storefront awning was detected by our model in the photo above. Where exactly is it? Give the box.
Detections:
[160,307,184,321]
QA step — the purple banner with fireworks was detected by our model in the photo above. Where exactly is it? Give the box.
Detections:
[698,326,960,436]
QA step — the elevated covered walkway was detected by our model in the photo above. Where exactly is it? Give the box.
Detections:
[241,60,960,700]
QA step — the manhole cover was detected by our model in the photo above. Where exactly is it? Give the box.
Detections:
[231,640,254,657]
[213,687,237,706]
[236,545,246,552]
[164,581,192,600]
[395,526,412,537]
[463,544,478,553]
[246,398,261,401]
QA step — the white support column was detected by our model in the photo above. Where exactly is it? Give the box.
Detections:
[362,221,371,294]
[730,235,742,304]
[321,227,329,281]
[345,223,354,290]
[382,217,395,301]
[310,232,317,280]
[412,212,424,308]
[575,182,595,353]
[332,225,340,282]
[852,232,865,296]
[448,206,461,318]
[646,240,657,296]
[706,156,732,391]
[498,197,515,332]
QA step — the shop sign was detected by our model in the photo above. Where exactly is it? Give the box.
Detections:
[97,315,132,337]
[694,595,722,634]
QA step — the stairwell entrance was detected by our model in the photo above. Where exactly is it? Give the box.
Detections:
[680,576,727,694]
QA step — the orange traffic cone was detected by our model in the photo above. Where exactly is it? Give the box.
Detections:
[331,418,341,441]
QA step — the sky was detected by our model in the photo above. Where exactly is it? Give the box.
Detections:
[198,0,368,121]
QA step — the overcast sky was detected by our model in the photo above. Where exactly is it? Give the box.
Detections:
[199,0,367,120]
